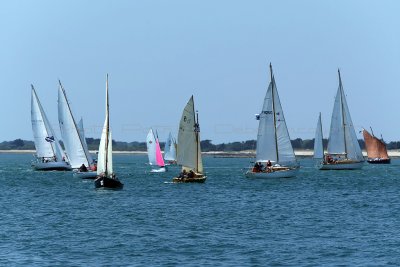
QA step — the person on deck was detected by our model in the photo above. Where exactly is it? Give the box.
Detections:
[188,170,195,178]
[79,164,88,172]
[178,169,187,179]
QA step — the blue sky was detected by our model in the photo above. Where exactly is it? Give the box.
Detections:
[0,0,399,143]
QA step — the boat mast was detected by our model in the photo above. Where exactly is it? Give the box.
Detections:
[319,112,324,152]
[32,85,56,157]
[59,80,91,165]
[338,69,348,159]
[195,106,200,173]
[104,74,110,176]
[270,63,279,163]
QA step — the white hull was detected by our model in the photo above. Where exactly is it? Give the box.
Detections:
[72,170,97,179]
[319,161,364,170]
[245,167,299,178]
[150,167,167,173]
[32,161,71,171]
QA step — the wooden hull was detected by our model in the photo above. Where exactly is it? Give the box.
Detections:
[172,175,207,183]
[94,176,123,189]
[245,167,299,178]
[32,161,71,171]
[319,161,364,170]
[73,170,98,179]
[367,158,391,164]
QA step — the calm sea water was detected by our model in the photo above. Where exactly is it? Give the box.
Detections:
[0,153,399,266]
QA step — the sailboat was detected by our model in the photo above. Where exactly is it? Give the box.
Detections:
[164,132,177,165]
[146,129,167,173]
[362,128,390,164]
[313,113,324,163]
[172,96,206,183]
[320,69,364,170]
[94,75,123,189]
[58,81,97,178]
[245,63,299,178]
[31,85,71,171]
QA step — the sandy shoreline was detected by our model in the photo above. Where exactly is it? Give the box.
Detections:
[2,149,400,158]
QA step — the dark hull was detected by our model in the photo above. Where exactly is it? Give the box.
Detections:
[94,176,123,189]
[367,158,391,164]
[172,176,207,183]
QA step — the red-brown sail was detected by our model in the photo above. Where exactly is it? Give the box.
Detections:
[362,129,389,159]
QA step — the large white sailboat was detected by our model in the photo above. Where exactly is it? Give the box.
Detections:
[31,85,71,171]
[172,96,206,183]
[94,75,123,189]
[146,128,167,173]
[319,70,364,170]
[164,132,177,165]
[245,64,299,178]
[58,81,97,178]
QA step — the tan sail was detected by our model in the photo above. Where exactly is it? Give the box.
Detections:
[362,129,389,159]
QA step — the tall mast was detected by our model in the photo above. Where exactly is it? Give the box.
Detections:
[59,80,91,165]
[270,63,279,162]
[338,69,348,158]
[104,74,110,175]
[319,112,324,151]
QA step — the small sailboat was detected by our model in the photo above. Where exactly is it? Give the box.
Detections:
[362,128,390,164]
[164,132,177,165]
[245,64,299,178]
[172,96,206,183]
[31,85,71,171]
[58,81,97,178]
[313,113,324,164]
[320,70,364,170]
[146,129,167,173]
[94,75,123,189]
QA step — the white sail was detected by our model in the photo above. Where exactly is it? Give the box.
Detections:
[77,118,93,164]
[164,132,177,161]
[314,113,324,159]
[177,96,203,173]
[58,83,92,168]
[256,68,296,165]
[327,71,363,160]
[146,129,157,165]
[96,75,113,177]
[31,86,66,161]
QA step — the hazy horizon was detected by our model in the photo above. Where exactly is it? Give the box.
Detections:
[1,0,399,143]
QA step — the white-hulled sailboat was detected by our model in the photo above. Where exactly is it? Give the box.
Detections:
[320,70,364,170]
[94,75,123,189]
[245,63,299,178]
[58,81,97,179]
[164,132,177,165]
[172,96,206,183]
[313,113,324,165]
[31,85,71,171]
[146,129,167,173]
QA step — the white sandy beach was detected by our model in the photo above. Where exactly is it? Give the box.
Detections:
[2,149,400,157]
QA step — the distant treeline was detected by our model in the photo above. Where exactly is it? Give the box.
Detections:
[3,138,400,151]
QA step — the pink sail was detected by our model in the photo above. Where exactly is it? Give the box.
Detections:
[155,139,165,167]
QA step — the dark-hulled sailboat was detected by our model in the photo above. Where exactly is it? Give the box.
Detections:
[94,75,123,189]
[362,128,390,164]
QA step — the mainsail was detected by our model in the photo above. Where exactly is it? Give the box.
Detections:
[77,118,93,164]
[97,75,113,177]
[313,113,324,159]
[362,129,389,159]
[176,96,203,173]
[31,85,66,161]
[146,129,165,167]
[164,132,177,161]
[255,64,296,165]
[58,82,93,168]
[327,70,363,161]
